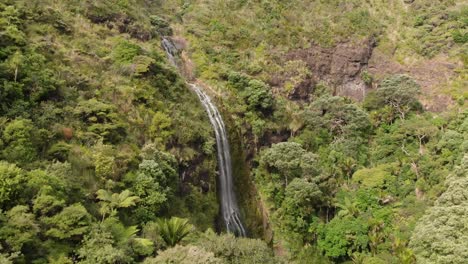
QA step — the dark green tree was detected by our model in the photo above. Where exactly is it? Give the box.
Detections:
[369,75,421,120]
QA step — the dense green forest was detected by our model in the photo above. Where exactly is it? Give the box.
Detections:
[0,0,466,263]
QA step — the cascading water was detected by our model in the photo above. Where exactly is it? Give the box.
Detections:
[161,37,178,67]
[190,84,246,236]
[161,38,246,236]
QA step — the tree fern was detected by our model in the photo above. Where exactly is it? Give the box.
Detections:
[156,217,192,247]
[96,189,139,220]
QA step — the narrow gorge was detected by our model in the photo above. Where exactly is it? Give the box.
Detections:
[161,37,246,236]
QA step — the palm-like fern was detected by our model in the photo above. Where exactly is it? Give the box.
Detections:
[336,197,360,218]
[156,217,192,247]
[96,189,140,220]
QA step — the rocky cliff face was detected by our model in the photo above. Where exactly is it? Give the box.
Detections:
[368,50,456,112]
[279,38,375,101]
[274,38,456,112]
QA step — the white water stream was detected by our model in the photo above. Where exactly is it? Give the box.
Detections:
[162,38,246,236]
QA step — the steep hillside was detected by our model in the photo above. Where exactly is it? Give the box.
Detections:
[0,0,466,263]
[156,0,468,263]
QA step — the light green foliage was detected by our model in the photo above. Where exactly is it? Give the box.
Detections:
[138,159,173,190]
[131,238,155,257]
[438,130,464,151]
[335,198,361,219]
[101,217,154,257]
[133,55,156,76]
[196,231,280,264]
[77,227,129,264]
[317,216,369,259]
[112,40,142,64]
[352,164,394,189]
[226,71,275,142]
[149,111,173,146]
[0,3,61,110]
[47,142,72,162]
[43,204,92,240]
[437,129,464,163]
[406,2,467,57]
[257,140,353,254]
[362,256,387,264]
[282,60,312,95]
[27,167,69,199]
[126,146,178,221]
[360,70,373,86]
[129,167,167,222]
[33,191,66,216]
[0,0,218,262]
[78,218,154,263]
[282,178,322,213]
[93,144,116,181]
[370,115,437,166]
[0,5,25,47]
[142,221,166,250]
[138,145,178,189]
[410,156,468,264]
[0,250,18,264]
[399,115,439,147]
[146,245,224,264]
[48,255,73,264]
[0,161,26,208]
[2,119,37,164]
[0,205,39,252]
[276,178,322,232]
[96,189,139,219]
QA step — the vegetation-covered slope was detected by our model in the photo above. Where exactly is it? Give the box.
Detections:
[0,0,467,263]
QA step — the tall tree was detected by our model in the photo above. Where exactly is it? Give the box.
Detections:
[372,75,421,120]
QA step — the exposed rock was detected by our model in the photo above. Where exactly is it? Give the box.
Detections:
[281,38,375,101]
[280,38,456,111]
[288,78,316,101]
[415,187,425,200]
[368,50,456,112]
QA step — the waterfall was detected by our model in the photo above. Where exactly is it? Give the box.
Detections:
[161,37,178,67]
[161,38,246,236]
[190,84,246,236]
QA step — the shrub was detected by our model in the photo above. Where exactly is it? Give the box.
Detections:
[112,40,142,64]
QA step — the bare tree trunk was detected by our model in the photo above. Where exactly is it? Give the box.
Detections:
[326,207,329,223]
[418,135,426,155]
